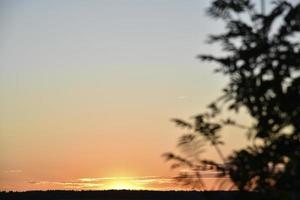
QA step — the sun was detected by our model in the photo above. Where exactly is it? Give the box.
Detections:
[106,180,144,190]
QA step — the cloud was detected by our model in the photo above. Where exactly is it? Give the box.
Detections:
[28,174,230,190]
[28,176,177,190]
[2,169,22,173]
[29,180,104,190]
[78,176,157,182]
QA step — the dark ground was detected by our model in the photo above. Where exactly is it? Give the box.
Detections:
[0,190,299,200]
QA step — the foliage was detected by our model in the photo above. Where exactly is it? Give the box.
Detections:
[164,0,300,192]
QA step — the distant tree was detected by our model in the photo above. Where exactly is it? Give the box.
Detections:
[164,0,300,192]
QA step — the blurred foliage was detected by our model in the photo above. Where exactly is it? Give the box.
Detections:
[164,0,300,193]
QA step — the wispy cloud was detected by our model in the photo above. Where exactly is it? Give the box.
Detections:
[2,169,22,173]
[78,175,157,182]
[28,176,178,190]
[28,174,231,191]
[29,180,104,190]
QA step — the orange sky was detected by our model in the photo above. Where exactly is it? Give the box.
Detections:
[0,0,252,191]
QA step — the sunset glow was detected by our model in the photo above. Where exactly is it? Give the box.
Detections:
[0,0,251,191]
[105,180,144,190]
[20,176,185,191]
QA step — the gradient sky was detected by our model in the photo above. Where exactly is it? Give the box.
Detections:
[0,0,254,191]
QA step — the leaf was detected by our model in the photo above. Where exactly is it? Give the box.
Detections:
[171,119,193,129]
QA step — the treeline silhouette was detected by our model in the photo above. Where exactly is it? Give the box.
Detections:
[1,190,295,200]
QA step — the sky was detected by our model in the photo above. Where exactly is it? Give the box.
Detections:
[0,0,254,191]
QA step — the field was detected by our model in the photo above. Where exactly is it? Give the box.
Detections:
[1,190,298,200]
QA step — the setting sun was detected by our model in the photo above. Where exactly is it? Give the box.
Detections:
[105,180,144,190]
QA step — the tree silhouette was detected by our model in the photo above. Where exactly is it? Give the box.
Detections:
[164,0,300,192]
